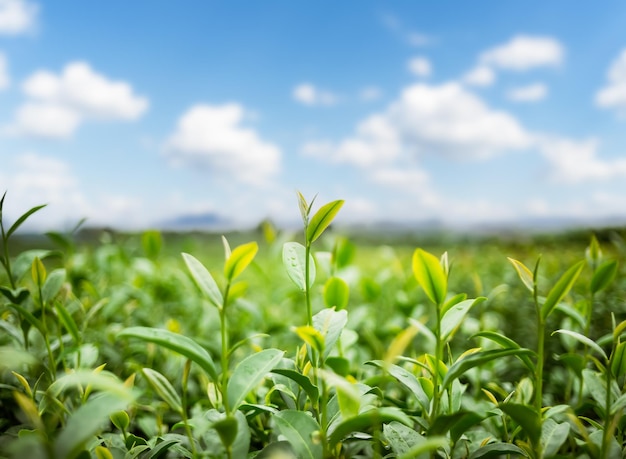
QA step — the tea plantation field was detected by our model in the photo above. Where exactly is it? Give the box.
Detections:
[1,194,626,458]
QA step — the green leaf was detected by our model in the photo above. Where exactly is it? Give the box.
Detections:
[383,421,426,457]
[296,191,312,226]
[141,230,162,259]
[227,348,284,410]
[541,418,570,458]
[552,329,608,361]
[31,257,46,285]
[396,437,449,459]
[328,407,412,449]
[586,234,602,267]
[541,260,585,320]
[54,393,133,459]
[145,440,179,459]
[611,341,626,378]
[412,248,447,305]
[366,360,430,413]
[294,325,325,354]
[283,242,315,291]
[255,441,298,459]
[313,307,348,360]
[55,300,81,345]
[306,199,344,243]
[440,297,486,341]
[7,204,47,239]
[212,415,238,449]
[429,410,493,443]
[118,326,218,382]
[0,286,29,304]
[141,368,183,413]
[273,410,322,459]
[590,259,618,294]
[440,293,467,316]
[271,368,319,406]
[13,250,54,282]
[110,410,130,431]
[471,331,535,372]
[323,276,349,310]
[442,348,534,390]
[224,241,258,282]
[499,403,541,446]
[507,257,534,292]
[182,252,223,309]
[43,268,66,303]
[468,443,529,458]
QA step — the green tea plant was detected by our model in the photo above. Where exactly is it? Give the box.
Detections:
[2,191,625,458]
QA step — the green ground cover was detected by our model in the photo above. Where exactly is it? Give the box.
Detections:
[1,193,626,458]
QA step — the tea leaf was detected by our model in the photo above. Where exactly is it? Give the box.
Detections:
[552,329,608,361]
[541,260,585,320]
[283,242,315,291]
[182,252,223,309]
[590,259,618,294]
[255,441,298,459]
[441,297,487,341]
[412,249,447,305]
[541,418,570,458]
[224,241,258,281]
[383,421,426,456]
[313,307,348,360]
[396,436,449,459]
[610,341,626,377]
[328,407,412,449]
[306,199,344,243]
[141,230,162,259]
[271,368,319,406]
[141,368,183,413]
[273,410,322,459]
[468,443,529,458]
[507,257,534,293]
[323,277,349,310]
[227,348,284,410]
[31,257,46,285]
[7,204,47,239]
[471,331,535,372]
[55,300,80,345]
[54,393,133,459]
[366,361,430,413]
[499,403,541,446]
[443,348,534,390]
[43,269,66,303]
[119,326,218,382]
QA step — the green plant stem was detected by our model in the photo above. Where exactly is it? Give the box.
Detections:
[601,346,616,459]
[37,284,56,381]
[305,242,313,326]
[181,360,198,458]
[220,283,232,416]
[431,300,443,427]
[0,221,16,290]
[534,290,545,458]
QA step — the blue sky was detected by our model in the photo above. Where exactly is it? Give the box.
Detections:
[2,1,626,230]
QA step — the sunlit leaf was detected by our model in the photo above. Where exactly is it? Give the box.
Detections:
[119,326,218,382]
[468,443,529,458]
[323,276,349,310]
[312,307,348,360]
[306,199,344,243]
[471,331,535,372]
[507,258,534,292]
[541,418,570,458]
[552,329,608,361]
[412,248,447,305]
[441,297,486,341]
[227,348,284,409]
[499,403,541,446]
[43,269,66,303]
[224,241,258,281]
[541,260,585,320]
[182,252,223,309]
[273,410,322,459]
[590,259,618,294]
[366,360,430,413]
[141,368,182,413]
[283,242,315,291]
[383,421,426,456]
[328,407,412,449]
[7,204,47,239]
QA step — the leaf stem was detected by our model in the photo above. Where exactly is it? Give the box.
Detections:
[220,283,231,416]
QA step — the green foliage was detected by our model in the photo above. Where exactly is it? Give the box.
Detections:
[1,194,626,458]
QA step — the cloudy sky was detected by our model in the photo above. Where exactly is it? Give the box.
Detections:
[2,1,626,230]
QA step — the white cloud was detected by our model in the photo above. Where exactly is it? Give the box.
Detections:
[12,102,81,138]
[0,0,37,35]
[595,49,626,116]
[8,61,149,138]
[0,52,9,89]
[480,35,564,71]
[382,14,432,47]
[462,66,495,87]
[22,61,148,119]
[305,82,532,168]
[292,83,337,106]
[507,83,548,102]
[408,56,432,77]
[165,103,281,185]
[539,136,626,183]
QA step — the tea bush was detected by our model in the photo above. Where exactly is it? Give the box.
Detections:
[1,190,625,458]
